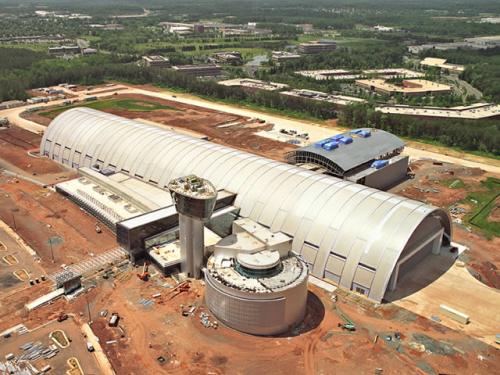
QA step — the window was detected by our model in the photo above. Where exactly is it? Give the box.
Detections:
[330,251,346,260]
[304,241,319,249]
[358,263,375,272]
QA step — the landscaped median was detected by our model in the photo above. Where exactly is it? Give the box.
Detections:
[49,329,70,348]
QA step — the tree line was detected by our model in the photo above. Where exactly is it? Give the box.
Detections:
[339,104,499,155]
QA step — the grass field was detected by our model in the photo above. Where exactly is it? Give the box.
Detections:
[40,98,177,119]
[441,178,466,189]
[464,177,500,238]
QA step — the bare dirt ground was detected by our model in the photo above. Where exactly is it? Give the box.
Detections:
[28,93,297,162]
[391,159,499,289]
[51,271,498,375]
[0,126,73,184]
[0,225,45,297]
[0,176,117,273]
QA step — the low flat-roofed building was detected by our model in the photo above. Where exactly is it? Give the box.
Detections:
[0,100,24,110]
[356,78,452,96]
[373,25,395,32]
[142,55,171,68]
[210,51,242,65]
[464,35,500,47]
[218,78,288,92]
[296,68,423,81]
[298,40,337,54]
[48,45,81,55]
[420,57,464,74]
[281,89,366,106]
[172,64,222,77]
[295,69,360,81]
[375,102,500,120]
[55,167,173,228]
[363,68,424,79]
[480,17,500,24]
[271,51,301,63]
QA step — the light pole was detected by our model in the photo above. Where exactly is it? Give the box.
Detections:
[86,295,92,324]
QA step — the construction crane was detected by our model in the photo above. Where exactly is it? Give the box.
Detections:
[137,261,150,281]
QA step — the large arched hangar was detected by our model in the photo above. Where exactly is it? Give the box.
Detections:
[41,108,452,302]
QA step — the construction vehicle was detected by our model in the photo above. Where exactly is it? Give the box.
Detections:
[95,223,102,233]
[108,313,119,327]
[137,261,150,281]
[165,280,191,301]
[336,307,356,332]
[57,313,68,322]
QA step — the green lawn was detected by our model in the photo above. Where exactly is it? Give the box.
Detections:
[463,177,500,238]
[40,98,177,119]
[441,178,466,189]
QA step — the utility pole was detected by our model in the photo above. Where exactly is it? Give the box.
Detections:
[11,211,17,231]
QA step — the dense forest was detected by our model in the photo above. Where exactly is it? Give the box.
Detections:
[339,104,499,156]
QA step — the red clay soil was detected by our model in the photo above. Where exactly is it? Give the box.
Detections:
[0,176,117,273]
[31,93,297,162]
[0,127,65,175]
[104,94,297,161]
[79,273,498,375]
[21,112,52,126]
[454,227,500,289]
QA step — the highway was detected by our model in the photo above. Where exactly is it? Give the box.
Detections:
[1,84,499,174]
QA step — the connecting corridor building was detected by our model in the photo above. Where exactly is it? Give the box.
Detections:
[41,108,452,302]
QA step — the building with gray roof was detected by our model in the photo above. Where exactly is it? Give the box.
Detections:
[285,128,408,189]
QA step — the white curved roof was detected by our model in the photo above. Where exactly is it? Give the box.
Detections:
[41,108,451,301]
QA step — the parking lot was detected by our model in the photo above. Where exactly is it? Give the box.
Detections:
[0,318,101,374]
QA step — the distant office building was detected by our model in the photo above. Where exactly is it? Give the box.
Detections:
[298,24,314,33]
[218,78,289,92]
[172,64,222,77]
[210,51,242,65]
[408,35,500,54]
[464,35,500,48]
[193,24,205,33]
[375,103,500,120]
[298,40,337,54]
[296,68,423,81]
[271,51,301,63]
[280,89,366,106]
[420,57,464,74]
[356,79,452,97]
[142,55,171,68]
[48,45,81,55]
[373,25,394,32]
[82,48,98,55]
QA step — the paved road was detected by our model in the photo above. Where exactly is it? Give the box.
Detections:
[1,84,499,174]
